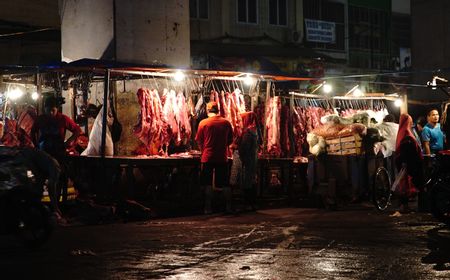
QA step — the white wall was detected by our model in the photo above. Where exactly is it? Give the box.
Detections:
[60,0,114,62]
[115,0,190,67]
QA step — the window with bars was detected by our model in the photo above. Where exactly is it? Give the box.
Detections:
[269,0,287,26]
[348,5,390,69]
[348,6,389,52]
[237,0,258,24]
[190,0,209,19]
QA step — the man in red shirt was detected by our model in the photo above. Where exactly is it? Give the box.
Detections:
[31,96,81,161]
[195,101,233,214]
[31,96,81,221]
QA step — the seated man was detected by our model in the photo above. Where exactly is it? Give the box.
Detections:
[18,147,64,222]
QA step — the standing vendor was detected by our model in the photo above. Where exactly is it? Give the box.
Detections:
[195,101,233,214]
[31,96,81,160]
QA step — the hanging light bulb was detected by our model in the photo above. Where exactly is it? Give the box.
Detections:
[244,74,254,86]
[7,87,24,100]
[322,83,332,94]
[394,98,403,107]
[31,92,39,100]
[174,71,185,82]
[353,88,364,97]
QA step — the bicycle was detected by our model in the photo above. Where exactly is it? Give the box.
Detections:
[372,165,393,211]
[372,154,438,212]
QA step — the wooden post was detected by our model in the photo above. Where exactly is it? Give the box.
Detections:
[400,94,408,115]
[100,69,110,158]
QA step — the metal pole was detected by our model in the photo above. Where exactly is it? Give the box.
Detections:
[100,69,110,158]
[36,72,42,114]
[400,94,408,115]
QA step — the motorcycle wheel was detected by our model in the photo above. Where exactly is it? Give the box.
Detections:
[430,176,450,227]
[14,200,54,248]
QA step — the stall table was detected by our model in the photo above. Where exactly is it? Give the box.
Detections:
[68,155,201,201]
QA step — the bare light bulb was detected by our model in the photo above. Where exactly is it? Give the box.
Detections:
[174,71,185,82]
[394,99,403,107]
[323,84,332,94]
[7,88,24,100]
[31,92,39,100]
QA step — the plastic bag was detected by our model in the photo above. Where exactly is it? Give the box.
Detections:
[391,166,407,192]
[229,150,242,186]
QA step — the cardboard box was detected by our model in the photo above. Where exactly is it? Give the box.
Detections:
[326,134,362,155]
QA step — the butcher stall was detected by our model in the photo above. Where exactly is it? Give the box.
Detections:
[5,60,313,211]
[0,60,405,211]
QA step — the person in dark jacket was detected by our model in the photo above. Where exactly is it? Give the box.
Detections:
[15,147,65,223]
[395,114,424,213]
[412,115,426,153]
[238,112,260,210]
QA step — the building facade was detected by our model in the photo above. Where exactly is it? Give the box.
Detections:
[190,0,409,93]
[0,0,411,94]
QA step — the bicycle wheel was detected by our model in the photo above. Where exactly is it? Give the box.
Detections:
[373,166,392,211]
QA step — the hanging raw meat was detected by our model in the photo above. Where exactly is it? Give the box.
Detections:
[134,88,168,155]
[134,88,153,147]
[266,96,281,157]
[163,89,179,143]
[176,91,191,145]
[152,89,170,155]
[218,91,228,118]
[280,104,290,157]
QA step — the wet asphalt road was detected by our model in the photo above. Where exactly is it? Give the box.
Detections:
[1,206,450,280]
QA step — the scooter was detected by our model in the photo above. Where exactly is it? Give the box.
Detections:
[0,146,54,248]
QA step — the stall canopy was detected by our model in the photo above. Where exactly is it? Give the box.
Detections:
[36,58,315,82]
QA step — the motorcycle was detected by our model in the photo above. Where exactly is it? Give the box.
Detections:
[0,146,54,248]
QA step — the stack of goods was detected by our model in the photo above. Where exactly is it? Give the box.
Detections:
[307,113,368,156]
[326,134,363,155]
[292,106,334,156]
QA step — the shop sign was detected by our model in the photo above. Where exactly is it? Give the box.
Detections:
[304,19,335,44]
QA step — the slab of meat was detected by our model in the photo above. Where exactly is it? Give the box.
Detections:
[134,88,168,155]
[176,91,191,145]
[134,87,192,155]
[266,96,281,157]
[163,89,179,143]
[134,88,153,147]
[280,104,290,157]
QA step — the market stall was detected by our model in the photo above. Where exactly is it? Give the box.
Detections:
[8,60,311,208]
[0,59,408,211]
[285,92,403,208]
